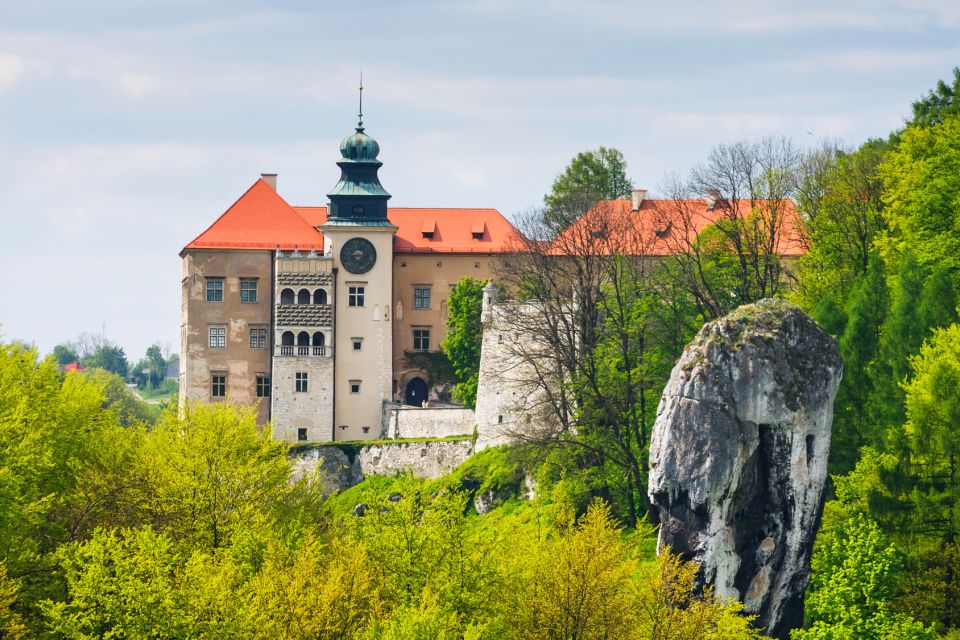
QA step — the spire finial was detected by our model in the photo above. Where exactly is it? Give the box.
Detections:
[357,70,364,131]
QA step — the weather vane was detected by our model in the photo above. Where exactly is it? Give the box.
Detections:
[357,70,364,130]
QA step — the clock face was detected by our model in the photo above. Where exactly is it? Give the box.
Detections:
[340,237,377,274]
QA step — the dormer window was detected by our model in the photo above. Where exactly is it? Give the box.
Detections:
[471,220,485,240]
[421,219,436,239]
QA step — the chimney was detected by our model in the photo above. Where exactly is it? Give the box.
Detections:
[705,188,721,210]
[261,173,278,190]
[631,188,648,211]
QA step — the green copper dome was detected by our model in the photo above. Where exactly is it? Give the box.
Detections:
[340,127,380,162]
[326,106,392,224]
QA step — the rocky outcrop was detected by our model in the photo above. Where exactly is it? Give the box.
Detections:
[290,439,475,496]
[648,299,842,639]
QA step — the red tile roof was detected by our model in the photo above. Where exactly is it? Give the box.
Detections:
[389,208,514,254]
[184,180,517,255]
[551,198,805,257]
[183,179,325,253]
[63,362,85,372]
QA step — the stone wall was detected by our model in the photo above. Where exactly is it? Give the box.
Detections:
[290,438,474,495]
[474,288,557,450]
[383,404,475,439]
[271,355,334,442]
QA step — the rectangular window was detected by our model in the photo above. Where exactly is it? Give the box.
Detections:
[240,279,258,303]
[295,372,308,393]
[413,328,430,351]
[256,374,270,398]
[350,380,361,394]
[352,337,362,351]
[206,278,223,302]
[348,285,365,307]
[414,287,431,309]
[249,326,267,349]
[209,326,226,349]
[211,374,226,398]
[297,428,308,441]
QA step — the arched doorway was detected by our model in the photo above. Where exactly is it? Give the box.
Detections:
[404,377,428,406]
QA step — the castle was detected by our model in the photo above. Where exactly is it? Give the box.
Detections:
[180,101,805,447]
[179,105,515,443]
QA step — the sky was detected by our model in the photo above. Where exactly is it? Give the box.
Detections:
[0,0,958,362]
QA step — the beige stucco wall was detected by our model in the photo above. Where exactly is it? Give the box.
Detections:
[391,253,505,401]
[179,249,272,423]
[322,224,396,440]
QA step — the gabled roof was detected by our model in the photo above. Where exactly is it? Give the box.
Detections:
[182,179,325,253]
[183,180,517,255]
[551,198,805,257]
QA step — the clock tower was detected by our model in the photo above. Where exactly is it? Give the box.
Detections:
[320,99,397,439]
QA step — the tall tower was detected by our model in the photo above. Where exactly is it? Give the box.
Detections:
[320,93,397,439]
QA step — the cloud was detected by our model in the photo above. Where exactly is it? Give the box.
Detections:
[0,53,25,92]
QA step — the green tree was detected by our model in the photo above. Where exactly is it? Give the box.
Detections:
[544,147,633,228]
[0,562,26,639]
[918,265,958,333]
[133,344,169,389]
[794,513,936,640]
[793,140,889,310]
[82,342,129,378]
[830,254,889,472]
[880,113,960,274]
[51,344,79,366]
[910,67,960,128]
[0,342,122,614]
[43,527,192,639]
[141,402,319,551]
[244,536,381,640]
[441,277,489,408]
[513,501,639,640]
[871,253,926,432]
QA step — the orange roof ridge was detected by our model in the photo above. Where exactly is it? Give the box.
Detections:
[183,178,268,251]
[183,178,325,253]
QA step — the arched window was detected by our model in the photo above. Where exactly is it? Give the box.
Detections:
[297,289,311,305]
[280,288,295,305]
[313,289,328,304]
[296,331,310,356]
[280,331,294,355]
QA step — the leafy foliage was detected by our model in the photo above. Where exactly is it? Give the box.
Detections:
[910,67,960,128]
[794,513,936,640]
[544,146,633,228]
[441,277,490,408]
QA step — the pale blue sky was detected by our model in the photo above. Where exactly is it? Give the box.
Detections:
[0,0,958,361]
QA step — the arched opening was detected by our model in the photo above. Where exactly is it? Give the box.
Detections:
[280,331,294,355]
[280,288,295,305]
[297,289,311,305]
[312,331,326,355]
[313,289,328,304]
[404,377,428,406]
[297,331,310,355]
